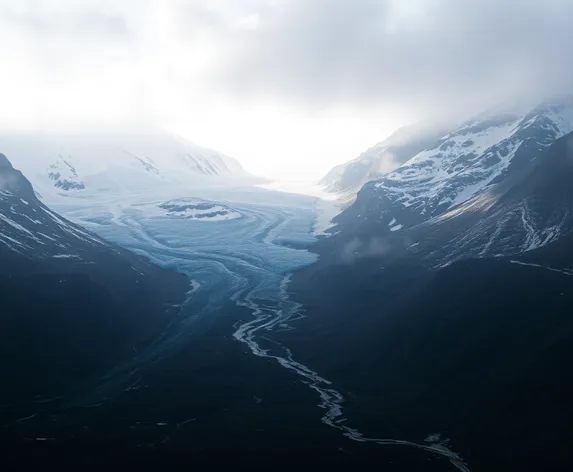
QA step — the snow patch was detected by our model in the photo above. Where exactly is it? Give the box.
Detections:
[509,260,573,276]
[155,199,242,221]
[0,212,39,240]
[52,254,82,259]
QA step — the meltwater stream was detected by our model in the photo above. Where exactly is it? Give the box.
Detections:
[38,189,470,470]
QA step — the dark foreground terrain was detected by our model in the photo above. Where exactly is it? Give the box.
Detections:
[1,299,463,470]
[288,232,573,471]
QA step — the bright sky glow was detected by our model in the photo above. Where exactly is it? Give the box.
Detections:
[0,0,571,180]
[0,0,406,181]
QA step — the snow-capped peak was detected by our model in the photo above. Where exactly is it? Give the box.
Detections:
[373,98,573,214]
[326,97,573,256]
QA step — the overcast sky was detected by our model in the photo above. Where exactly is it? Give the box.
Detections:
[1,0,572,180]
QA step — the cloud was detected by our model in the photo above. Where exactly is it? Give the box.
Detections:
[4,0,572,124]
[0,1,153,129]
[341,236,392,264]
[170,0,573,114]
[0,172,18,189]
[1,0,572,179]
[3,0,573,123]
[0,1,130,38]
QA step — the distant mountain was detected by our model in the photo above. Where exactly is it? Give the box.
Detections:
[318,128,573,269]
[323,98,573,263]
[0,153,189,402]
[320,123,451,194]
[0,130,258,199]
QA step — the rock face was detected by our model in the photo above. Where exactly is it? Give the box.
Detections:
[320,129,573,270]
[47,158,85,190]
[0,154,189,402]
[322,99,573,265]
[414,130,573,265]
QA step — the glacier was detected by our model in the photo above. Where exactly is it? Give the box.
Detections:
[51,186,319,308]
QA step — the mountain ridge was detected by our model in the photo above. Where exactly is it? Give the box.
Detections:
[319,98,573,262]
[0,130,259,199]
[320,122,452,194]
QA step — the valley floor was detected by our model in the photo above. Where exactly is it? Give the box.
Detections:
[1,186,468,470]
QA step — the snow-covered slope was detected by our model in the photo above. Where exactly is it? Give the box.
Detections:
[414,130,573,265]
[328,98,573,244]
[0,152,111,258]
[320,123,451,194]
[0,130,256,199]
[373,100,573,214]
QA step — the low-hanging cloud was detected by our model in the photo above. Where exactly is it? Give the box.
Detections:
[172,0,573,114]
[341,236,392,264]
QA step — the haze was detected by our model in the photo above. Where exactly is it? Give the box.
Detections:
[1,0,572,180]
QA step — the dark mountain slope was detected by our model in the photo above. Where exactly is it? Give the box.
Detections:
[288,234,573,471]
[0,154,189,403]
